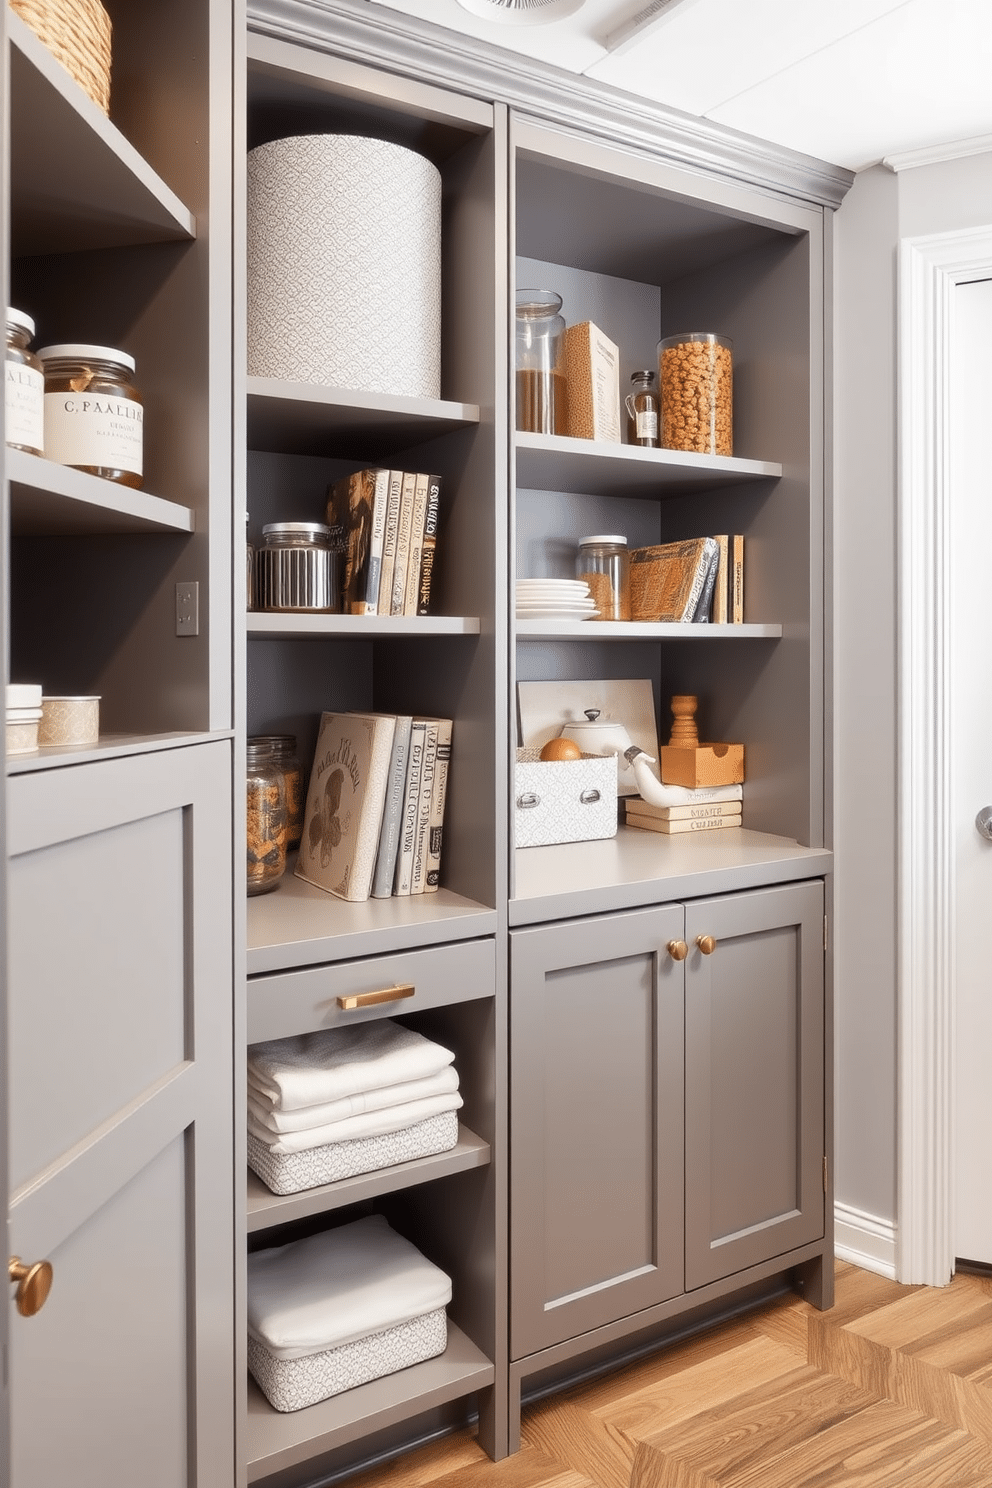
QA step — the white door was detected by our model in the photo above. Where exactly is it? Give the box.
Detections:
[951,275,992,1266]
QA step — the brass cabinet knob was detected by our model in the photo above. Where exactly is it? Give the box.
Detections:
[667,939,689,961]
[696,935,717,955]
[9,1256,53,1317]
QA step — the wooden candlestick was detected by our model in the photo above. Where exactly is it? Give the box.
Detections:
[669,694,699,749]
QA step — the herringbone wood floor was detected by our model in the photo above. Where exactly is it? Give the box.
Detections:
[348,1263,992,1487]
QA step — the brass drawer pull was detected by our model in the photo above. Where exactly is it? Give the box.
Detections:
[337,983,415,1011]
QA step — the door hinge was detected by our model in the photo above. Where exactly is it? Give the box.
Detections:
[823,1156,829,1193]
[823,914,828,951]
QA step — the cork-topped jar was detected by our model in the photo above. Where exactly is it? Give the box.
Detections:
[38,343,143,487]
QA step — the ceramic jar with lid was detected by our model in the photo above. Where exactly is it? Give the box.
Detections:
[5,308,44,456]
[38,343,143,486]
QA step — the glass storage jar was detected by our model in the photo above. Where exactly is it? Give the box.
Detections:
[576,534,630,621]
[257,522,339,612]
[5,307,44,456]
[38,343,143,486]
[658,332,732,456]
[250,733,304,851]
[624,368,659,448]
[515,289,565,435]
[246,740,288,896]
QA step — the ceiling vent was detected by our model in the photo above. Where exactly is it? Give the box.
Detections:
[454,0,585,26]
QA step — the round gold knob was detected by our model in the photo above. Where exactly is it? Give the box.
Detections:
[667,939,689,961]
[696,935,717,956]
[9,1257,53,1317]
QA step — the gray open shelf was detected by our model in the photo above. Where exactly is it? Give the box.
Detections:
[7,449,195,536]
[247,377,480,458]
[515,619,782,639]
[515,431,782,499]
[247,613,480,638]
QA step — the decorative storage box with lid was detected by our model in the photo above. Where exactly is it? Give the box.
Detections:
[514,748,618,848]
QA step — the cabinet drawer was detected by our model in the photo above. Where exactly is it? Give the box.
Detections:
[246,937,495,1044]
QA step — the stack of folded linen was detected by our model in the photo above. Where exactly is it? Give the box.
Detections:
[246,1019,462,1195]
[247,1213,452,1411]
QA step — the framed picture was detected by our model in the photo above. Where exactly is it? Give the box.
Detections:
[517,678,659,795]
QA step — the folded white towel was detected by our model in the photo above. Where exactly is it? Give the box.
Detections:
[247,1214,452,1360]
[246,1089,463,1154]
[247,1065,460,1134]
[247,1020,455,1112]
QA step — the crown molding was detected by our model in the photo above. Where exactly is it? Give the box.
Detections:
[884,133,992,174]
[247,0,855,210]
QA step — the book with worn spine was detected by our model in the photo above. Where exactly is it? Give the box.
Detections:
[370,714,413,899]
[394,718,427,894]
[296,712,396,901]
[416,473,442,615]
[424,718,452,891]
[712,534,730,624]
[692,542,721,622]
[627,798,742,822]
[629,537,719,623]
[732,533,745,623]
[403,472,431,617]
[626,808,742,835]
[378,469,404,619]
[411,718,440,892]
[391,471,418,615]
[326,468,387,614]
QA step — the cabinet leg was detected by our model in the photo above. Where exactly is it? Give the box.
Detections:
[796,1252,835,1310]
[507,1368,523,1456]
[476,1382,511,1461]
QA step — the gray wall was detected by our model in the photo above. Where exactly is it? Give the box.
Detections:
[833,148,992,1242]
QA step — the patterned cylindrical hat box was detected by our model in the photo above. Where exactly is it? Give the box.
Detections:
[246,134,442,399]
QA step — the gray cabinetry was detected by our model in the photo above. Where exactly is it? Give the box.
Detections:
[510,880,825,1365]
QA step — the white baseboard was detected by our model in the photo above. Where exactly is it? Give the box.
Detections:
[834,1201,898,1279]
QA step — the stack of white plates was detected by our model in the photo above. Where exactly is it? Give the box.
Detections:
[516,579,599,621]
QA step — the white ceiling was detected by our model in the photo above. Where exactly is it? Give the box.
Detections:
[367,0,992,171]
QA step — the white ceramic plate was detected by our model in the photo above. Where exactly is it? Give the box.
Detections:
[516,606,599,619]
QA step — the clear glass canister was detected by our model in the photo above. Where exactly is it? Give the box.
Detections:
[251,733,304,851]
[577,534,630,621]
[625,369,659,448]
[257,522,339,612]
[246,739,288,896]
[5,307,44,456]
[515,289,565,435]
[658,332,732,456]
[38,343,143,487]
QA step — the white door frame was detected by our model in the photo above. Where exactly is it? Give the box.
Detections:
[898,222,992,1285]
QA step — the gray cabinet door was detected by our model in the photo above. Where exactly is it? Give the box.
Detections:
[510,904,685,1358]
[683,880,825,1290]
[5,743,234,1488]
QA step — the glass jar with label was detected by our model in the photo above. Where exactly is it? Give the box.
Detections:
[246,740,288,896]
[577,534,631,621]
[38,343,143,488]
[5,308,44,456]
[250,733,304,851]
[624,369,659,448]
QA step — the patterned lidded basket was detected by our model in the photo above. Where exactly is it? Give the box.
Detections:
[246,134,442,400]
[11,0,112,115]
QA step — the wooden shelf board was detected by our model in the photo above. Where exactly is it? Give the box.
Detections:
[515,431,782,498]
[247,613,480,639]
[9,13,195,254]
[247,872,497,975]
[510,827,832,926]
[246,1125,491,1232]
[6,731,231,776]
[245,1322,495,1480]
[515,619,781,639]
[247,378,480,457]
[7,450,195,535]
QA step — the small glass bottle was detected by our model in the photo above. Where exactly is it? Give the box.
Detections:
[577,534,631,621]
[38,343,143,487]
[5,308,44,456]
[515,289,565,435]
[250,733,304,851]
[625,369,659,448]
[246,739,288,896]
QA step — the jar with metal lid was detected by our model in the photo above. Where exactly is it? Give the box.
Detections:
[658,332,732,456]
[624,369,659,448]
[5,308,44,456]
[577,534,630,621]
[250,733,304,851]
[246,740,288,896]
[257,522,339,612]
[38,343,143,487]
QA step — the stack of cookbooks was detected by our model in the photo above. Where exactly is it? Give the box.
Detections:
[327,468,442,616]
[624,781,743,834]
[295,711,452,902]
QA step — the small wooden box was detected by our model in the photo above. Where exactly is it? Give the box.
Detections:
[659,743,744,788]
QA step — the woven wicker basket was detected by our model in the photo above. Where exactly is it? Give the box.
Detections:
[10,0,112,115]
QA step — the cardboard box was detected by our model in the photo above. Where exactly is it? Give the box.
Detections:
[514,748,618,847]
[560,321,621,442]
[659,743,745,788]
